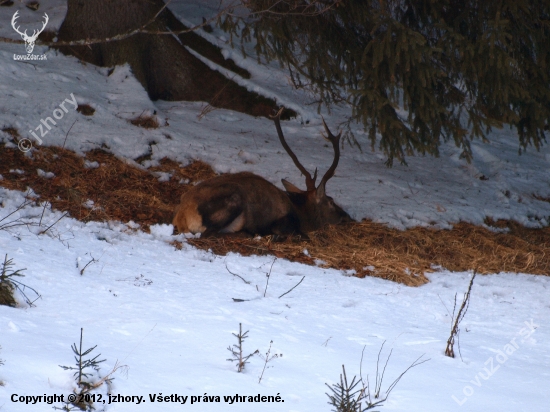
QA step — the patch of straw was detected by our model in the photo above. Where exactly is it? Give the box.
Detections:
[130,113,160,129]
[188,219,550,287]
[1,142,548,286]
[0,144,214,229]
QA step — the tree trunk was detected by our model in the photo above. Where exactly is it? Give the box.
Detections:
[57,0,279,117]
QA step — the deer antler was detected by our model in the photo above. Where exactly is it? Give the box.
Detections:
[11,11,26,37]
[11,11,49,40]
[34,13,49,39]
[317,116,342,195]
[271,107,317,191]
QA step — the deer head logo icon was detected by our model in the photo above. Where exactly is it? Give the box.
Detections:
[11,11,49,54]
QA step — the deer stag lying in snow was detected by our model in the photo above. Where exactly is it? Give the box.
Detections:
[172,108,351,237]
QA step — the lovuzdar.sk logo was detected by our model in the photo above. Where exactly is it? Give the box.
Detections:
[11,10,49,60]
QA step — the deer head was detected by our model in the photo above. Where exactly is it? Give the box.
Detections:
[12,11,49,54]
[271,108,351,231]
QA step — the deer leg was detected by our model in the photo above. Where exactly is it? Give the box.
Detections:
[198,192,244,236]
[264,212,301,237]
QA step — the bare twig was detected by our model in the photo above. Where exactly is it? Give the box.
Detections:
[21,0,174,49]
[278,275,305,298]
[437,293,452,317]
[88,359,128,390]
[38,202,48,227]
[333,342,430,410]
[445,270,477,358]
[258,340,281,384]
[79,255,98,276]
[225,260,251,284]
[198,77,236,120]
[374,341,391,399]
[62,120,77,150]
[0,198,37,232]
[39,212,69,235]
[263,258,277,297]
[1,254,41,307]
[121,323,157,363]
[10,280,41,307]
[1,1,341,49]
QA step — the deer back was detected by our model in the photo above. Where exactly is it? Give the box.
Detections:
[173,172,300,236]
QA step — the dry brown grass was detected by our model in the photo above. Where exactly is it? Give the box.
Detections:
[2,127,20,139]
[0,144,214,227]
[130,113,160,129]
[1,141,549,286]
[187,220,550,286]
[533,194,550,203]
[76,104,96,116]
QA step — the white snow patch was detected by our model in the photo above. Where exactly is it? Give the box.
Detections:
[83,199,95,209]
[149,223,174,238]
[84,160,100,169]
[37,169,55,179]
[152,171,172,182]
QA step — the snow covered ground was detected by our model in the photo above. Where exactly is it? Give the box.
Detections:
[1,1,549,411]
[1,189,549,412]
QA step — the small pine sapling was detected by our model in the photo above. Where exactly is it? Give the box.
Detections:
[227,323,258,372]
[326,343,429,412]
[445,271,477,358]
[326,365,367,412]
[56,328,125,411]
[0,254,40,307]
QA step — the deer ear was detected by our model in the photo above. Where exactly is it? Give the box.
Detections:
[281,179,305,194]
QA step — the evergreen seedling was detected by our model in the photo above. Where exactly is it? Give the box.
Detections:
[326,365,368,412]
[57,328,112,411]
[326,344,429,411]
[227,323,259,372]
[0,254,40,307]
